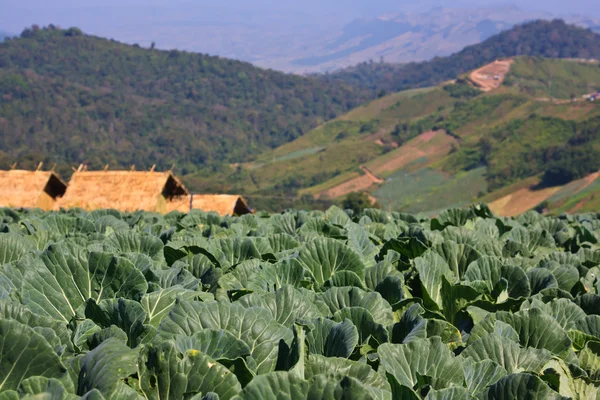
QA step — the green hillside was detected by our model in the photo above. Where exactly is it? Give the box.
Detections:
[0,25,373,179]
[504,57,600,99]
[233,56,600,214]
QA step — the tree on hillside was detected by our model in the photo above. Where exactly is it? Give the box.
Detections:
[342,192,380,214]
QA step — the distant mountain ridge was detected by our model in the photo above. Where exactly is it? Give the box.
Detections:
[268,6,600,72]
[3,4,598,73]
[327,20,600,93]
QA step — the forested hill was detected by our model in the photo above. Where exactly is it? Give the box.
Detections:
[329,19,600,92]
[0,26,373,178]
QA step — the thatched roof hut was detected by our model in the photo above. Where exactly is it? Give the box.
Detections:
[192,194,252,216]
[166,194,252,216]
[58,171,188,212]
[0,170,67,210]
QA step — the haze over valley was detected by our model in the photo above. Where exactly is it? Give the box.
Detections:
[2,1,600,72]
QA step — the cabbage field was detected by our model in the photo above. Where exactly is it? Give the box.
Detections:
[0,205,599,399]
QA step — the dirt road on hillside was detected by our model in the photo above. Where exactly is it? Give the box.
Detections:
[469,59,514,92]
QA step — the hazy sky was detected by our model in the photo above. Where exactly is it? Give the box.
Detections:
[2,0,600,35]
[2,0,600,70]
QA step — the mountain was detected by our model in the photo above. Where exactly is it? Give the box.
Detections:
[328,19,600,93]
[0,32,10,41]
[0,26,373,180]
[289,6,552,72]
[222,56,600,215]
[3,3,600,73]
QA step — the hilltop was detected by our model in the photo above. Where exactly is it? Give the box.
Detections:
[289,7,600,73]
[328,20,600,93]
[0,26,373,179]
[224,56,600,215]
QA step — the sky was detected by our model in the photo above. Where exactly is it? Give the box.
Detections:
[2,0,600,35]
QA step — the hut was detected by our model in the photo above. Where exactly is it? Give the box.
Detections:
[191,194,252,216]
[57,170,189,212]
[166,194,252,216]
[0,170,67,210]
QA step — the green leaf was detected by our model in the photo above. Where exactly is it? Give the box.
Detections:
[332,307,388,345]
[0,301,71,353]
[470,308,572,355]
[18,243,148,322]
[463,257,530,301]
[140,286,200,327]
[306,318,359,358]
[522,298,587,331]
[0,319,69,392]
[579,341,600,381]
[425,387,476,400]
[365,262,407,306]
[390,303,427,344]
[346,223,378,268]
[17,377,78,400]
[462,358,507,394]
[541,262,579,292]
[84,298,155,347]
[158,301,293,375]
[304,355,392,399]
[414,251,455,310]
[325,206,352,227]
[461,333,552,374]
[76,338,140,399]
[0,233,32,265]
[237,285,324,326]
[139,341,242,400]
[575,315,600,339]
[306,375,377,400]
[576,294,600,316]
[244,260,306,293]
[378,337,464,391]
[71,319,101,351]
[231,372,308,400]
[527,268,559,295]
[107,231,164,261]
[295,237,366,288]
[319,286,394,325]
[174,329,251,361]
[483,373,567,400]
[541,358,600,400]
[431,208,475,230]
[432,240,482,279]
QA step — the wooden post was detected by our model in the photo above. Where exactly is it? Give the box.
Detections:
[10,162,17,170]
[36,162,43,171]
[149,164,156,172]
[103,164,109,171]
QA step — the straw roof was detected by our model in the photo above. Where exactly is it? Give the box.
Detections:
[0,170,67,210]
[175,194,252,216]
[58,171,188,212]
